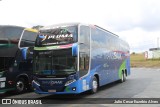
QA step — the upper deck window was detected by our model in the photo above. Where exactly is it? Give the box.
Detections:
[36,26,78,46]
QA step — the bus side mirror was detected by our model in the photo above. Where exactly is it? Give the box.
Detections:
[72,43,78,57]
[21,47,28,60]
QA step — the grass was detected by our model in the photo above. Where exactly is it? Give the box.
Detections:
[130,53,160,68]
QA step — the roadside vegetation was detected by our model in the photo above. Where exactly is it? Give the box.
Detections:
[130,53,160,68]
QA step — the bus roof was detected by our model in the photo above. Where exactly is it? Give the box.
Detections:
[0,25,25,29]
[40,23,117,37]
[39,23,128,44]
[40,23,80,30]
[94,25,119,37]
[38,23,129,50]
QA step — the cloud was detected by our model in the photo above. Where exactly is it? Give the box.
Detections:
[138,3,160,31]
[1,0,160,52]
[105,0,160,32]
[118,27,160,52]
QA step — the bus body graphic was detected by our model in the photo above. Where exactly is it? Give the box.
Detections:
[32,23,130,94]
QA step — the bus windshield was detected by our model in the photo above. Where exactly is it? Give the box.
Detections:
[33,49,77,75]
[19,29,38,48]
[35,26,78,46]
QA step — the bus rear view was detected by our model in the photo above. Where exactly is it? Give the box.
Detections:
[32,23,130,94]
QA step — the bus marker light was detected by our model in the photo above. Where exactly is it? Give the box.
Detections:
[72,87,76,91]
[8,81,13,85]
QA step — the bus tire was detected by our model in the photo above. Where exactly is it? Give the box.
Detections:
[123,71,126,82]
[120,71,126,83]
[15,78,26,94]
[90,76,98,94]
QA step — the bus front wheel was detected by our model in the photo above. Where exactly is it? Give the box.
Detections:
[15,78,26,94]
[90,76,98,94]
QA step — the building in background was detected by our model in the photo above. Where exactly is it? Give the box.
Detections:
[145,48,160,59]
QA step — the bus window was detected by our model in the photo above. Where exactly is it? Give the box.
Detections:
[19,60,32,71]
[36,26,78,46]
[19,29,38,48]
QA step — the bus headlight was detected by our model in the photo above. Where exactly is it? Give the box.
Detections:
[65,79,76,86]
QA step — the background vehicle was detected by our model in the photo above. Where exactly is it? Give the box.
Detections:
[0,25,38,94]
[32,23,130,94]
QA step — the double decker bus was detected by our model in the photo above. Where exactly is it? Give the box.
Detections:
[32,23,130,94]
[0,25,38,94]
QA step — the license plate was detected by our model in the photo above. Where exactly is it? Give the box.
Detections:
[48,90,56,92]
[0,82,5,88]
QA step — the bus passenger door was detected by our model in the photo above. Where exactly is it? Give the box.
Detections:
[79,25,90,78]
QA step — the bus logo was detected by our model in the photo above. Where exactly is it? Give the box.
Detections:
[50,81,63,86]
[41,80,63,86]
[38,35,47,42]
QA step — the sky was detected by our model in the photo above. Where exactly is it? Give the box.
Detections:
[0,0,160,53]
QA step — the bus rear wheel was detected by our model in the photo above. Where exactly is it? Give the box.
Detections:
[123,71,126,82]
[120,71,126,83]
[90,76,98,94]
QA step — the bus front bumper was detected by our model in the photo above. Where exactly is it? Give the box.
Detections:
[32,80,81,94]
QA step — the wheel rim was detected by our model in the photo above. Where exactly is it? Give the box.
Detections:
[92,80,98,92]
[16,81,24,92]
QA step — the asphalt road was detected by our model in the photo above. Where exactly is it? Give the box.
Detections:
[1,68,160,107]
